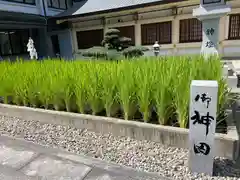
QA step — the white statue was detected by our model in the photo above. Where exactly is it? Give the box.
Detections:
[27,37,38,60]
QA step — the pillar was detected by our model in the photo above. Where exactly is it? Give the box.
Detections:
[172,18,179,55]
[135,23,141,46]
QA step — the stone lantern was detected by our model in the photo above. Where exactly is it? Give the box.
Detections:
[193,0,231,59]
[153,41,160,56]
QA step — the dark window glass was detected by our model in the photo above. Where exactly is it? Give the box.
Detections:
[179,18,202,43]
[141,21,172,45]
[229,14,240,40]
[59,0,67,9]
[0,29,29,56]
[47,0,52,6]
[0,32,12,55]
[9,31,22,54]
[24,0,35,4]
[48,0,69,9]
[2,0,35,4]
[114,26,135,45]
[76,29,103,49]
[52,0,60,8]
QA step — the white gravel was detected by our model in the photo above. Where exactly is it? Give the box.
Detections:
[0,116,239,180]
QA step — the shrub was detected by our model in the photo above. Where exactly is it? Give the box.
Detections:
[0,56,229,130]
[122,46,149,58]
[81,46,108,59]
[82,28,146,60]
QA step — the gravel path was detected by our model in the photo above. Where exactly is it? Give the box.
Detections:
[0,116,239,180]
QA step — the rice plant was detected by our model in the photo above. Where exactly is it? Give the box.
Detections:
[117,61,137,120]
[0,55,228,130]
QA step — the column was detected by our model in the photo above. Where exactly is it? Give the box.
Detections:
[38,27,52,58]
[135,23,141,46]
[218,16,226,55]
[72,28,78,54]
[172,18,179,55]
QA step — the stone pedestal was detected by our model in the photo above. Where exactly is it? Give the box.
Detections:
[193,4,231,59]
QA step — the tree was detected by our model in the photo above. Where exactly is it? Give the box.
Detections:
[102,28,132,50]
[81,28,148,60]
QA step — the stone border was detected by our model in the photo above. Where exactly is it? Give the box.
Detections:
[0,103,238,160]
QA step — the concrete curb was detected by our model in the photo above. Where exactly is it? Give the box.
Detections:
[0,103,238,160]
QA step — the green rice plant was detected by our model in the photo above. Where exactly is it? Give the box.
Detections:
[74,63,89,113]
[60,61,76,112]
[101,62,120,117]
[135,58,155,122]
[153,58,175,125]
[37,61,56,109]
[117,61,137,120]
[0,61,16,104]
[172,56,195,128]
[45,60,66,111]
[0,55,227,130]
[23,61,45,107]
[12,62,31,106]
[86,62,104,115]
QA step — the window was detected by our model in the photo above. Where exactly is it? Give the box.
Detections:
[114,26,135,45]
[0,32,12,56]
[48,0,69,9]
[228,14,240,40]
[76,29,104,49]
[1,0,35,4]
[141,21,172,45]
[179,18,202,43]
[0,30,29,56]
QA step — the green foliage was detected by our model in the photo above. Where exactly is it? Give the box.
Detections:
[122,46,149,58]
[0,56,229,129]
[81,46,108,59]
[102,28,132,50]
[82,28,146,60]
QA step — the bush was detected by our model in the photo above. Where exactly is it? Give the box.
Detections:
[81,46,108,59]
[83,28,146,60]
[122,46,149,58]
[0,56,229,130]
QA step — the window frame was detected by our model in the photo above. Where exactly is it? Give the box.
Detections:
[141,21,172,45]
[2,0,35,5]
[48,0,69,10]
[228,14,240,40]
[179,18,202,43]
[0,29,30,56]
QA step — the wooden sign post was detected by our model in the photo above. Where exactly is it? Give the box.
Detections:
[189,80,218,175]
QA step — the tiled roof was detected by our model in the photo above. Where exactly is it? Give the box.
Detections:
[55,0,181,19]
